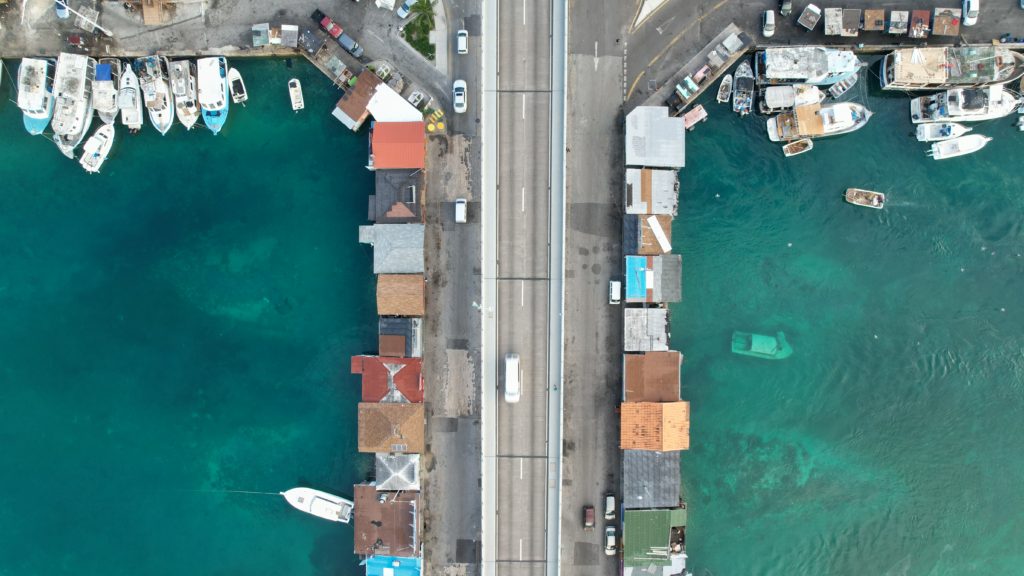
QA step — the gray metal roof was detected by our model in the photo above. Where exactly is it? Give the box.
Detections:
[375,453,421,491]
[359,224,425,274]
[624,308,669,352]
[622,450,681,510]
[371,170,423,223]
[625,168,679,215]
[652,255,682,303]
[625,107,685,169]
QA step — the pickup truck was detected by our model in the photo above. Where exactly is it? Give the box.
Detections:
[311,9,343,39]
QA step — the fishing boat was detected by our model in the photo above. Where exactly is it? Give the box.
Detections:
[169,59,200,130]
[731,331,793,360]
[51,52,97,159]
[683,104,708,131]
[845,188,885,209]
[197,56,230,134]
[135,56,175,135]
[17,58,56,136]
[93,58,122,125]
[767,102,872,142]
[281,487,354,523]
[716,74,733,104]
[915,122,970,142]
[228,67,248,105]
[782,138,813,157]
[118,65,144,132]
[927,134,992,160]
[828,74,857,98]
[758,84,824,115]
[288,78,304,111]
[880,46,1024,91]
[79,124,115,173]
[910,85,1020,124]
[732,60,754,116]
[754,46,861,86]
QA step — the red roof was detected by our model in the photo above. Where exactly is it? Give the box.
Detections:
[351,356,424,403]
[371,122,426,169]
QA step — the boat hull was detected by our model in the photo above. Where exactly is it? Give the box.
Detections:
[281,487,354,523]
[198,57,231,135]
[731,331,793,360]
[928,134,992,160]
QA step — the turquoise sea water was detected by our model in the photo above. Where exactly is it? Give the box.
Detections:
[0,59,374,575]
[677,72,1024,575]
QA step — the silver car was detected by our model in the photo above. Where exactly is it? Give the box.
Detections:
[453,79,467,114]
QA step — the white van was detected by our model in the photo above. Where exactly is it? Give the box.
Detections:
[455,198,467,223]
[504,353,521,403]
[604,494,616,520]
[608,280,621,305]
[456,29,469,54]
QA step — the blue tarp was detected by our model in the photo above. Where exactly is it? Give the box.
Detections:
[95,63,112,81]
[625,255,647,300]
[363,556,421,576]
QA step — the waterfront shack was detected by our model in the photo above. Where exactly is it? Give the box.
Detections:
[379,317,423,358]
[353,484,422,557]
[376,454,421,491]
[624,168,679,216]
[364,556,421,576]
[377,275,426,317]
[351,356,424,403]
[625,214,674,255]
[623,351,682,402]
[622,508,688,576]
[625,107,686,169]
[622,450,681,510]
[357,403,425,454]
[359,223,425,274]
[368,121,426,170]
[624,308,670,352]
[371,169,424,223]
[625,255,683,304]
[620,401,691,451]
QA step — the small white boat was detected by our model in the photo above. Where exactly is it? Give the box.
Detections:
[916,122,970,142]
[782,138,813,157]
[910,85,1020,124]
[288,78,304,111]
[845,188,885,209]
[828,74,858,98]
[79,124,115,173]
[169,60,200,130]
[927,134,992,160]
[716,74,733,104]
[228,68,248,105]
[118,65,144,132]
[281,487,353,523]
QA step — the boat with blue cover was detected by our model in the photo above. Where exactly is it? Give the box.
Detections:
[731,331,793,359]
[17,58,56,135]
[197,56,230,134]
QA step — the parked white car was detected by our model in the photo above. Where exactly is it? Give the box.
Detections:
[762,10,776,37]
[397,0,418,19]
[456,29,469,54]
[453,79,467,114]
[962,0,979,25]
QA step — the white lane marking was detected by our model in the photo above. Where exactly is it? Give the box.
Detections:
[522,93,526,119]
[519,457,524,478]
[519,538,523,560]
[521,186,525,212]
[522,0,526,25]
[520,280,525,307]
[594,40,599,71]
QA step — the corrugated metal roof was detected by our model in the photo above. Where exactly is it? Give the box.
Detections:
[623,508,688,567]
[622,450,681,510]
[625,168,679,215]
[625,107,685,169]
[624,308,669,352]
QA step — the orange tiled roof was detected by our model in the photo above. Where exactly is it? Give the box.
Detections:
[372,122,426,169]
[620,401,690,451]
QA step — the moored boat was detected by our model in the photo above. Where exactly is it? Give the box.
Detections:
[281,487,353,523]
[93,58,122,125]
[767,101,872,142]
[716,74,733,104]
[782,138,813,157]
[915,122,970,142]
[731,331,793,360]
[169,59,200,130]
[927,134,992,160]
[845,188,885,209]
[828,73,858,98]
[17,58,56,136]
[51,52,97,159]
[732,60,754,116]
[197,56,230,134]
[288,78,304,111]
[135,55,175,135]
[79,124,115,173]
[910,85,1020,124]
[880,46,1024,91]
[228,67,248,105]
[758,84,823,115]
[118,65,144,132]
[754,46,861,86]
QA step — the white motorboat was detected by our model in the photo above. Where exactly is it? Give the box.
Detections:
[927,134,992,160]
[197,57,230,134]
[17,57,56,136]
[910,85,1020,124]
[228,67,248,105]
[118,65,144,131]
[169,60,200,130]
[288,78,304,111]
[51,52,97,159]
[93,58,122,125]
[754,47,862,86]
[915,122,971,142]
[716,74,733,104]
[767,101,872,142]
[135,55,175,135]
[79,124,115,173]
[281,487,353,523]
[732,60,754,116]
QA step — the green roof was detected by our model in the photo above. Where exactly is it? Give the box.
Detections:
[623,508,687,567]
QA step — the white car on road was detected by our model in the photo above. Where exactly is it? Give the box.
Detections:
[453,79,467,114]
[962,0,979,26]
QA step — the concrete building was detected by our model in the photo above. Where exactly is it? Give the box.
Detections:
[624,214,674,255]
[351,356,424,403]
[357,403,425,453]
[624,308,670,352]
[625,168,679,215]
[625,255,683,304]
[370,169,424,223]
[622,508,688,576]
[379,317,423,358]
[623,351,682,402]
[625,107,686,169]
[622,450,681,510]
[353,484,422,557]
[358,223,425,274]
[376,453,421,491]
[620,402,690,451]
[368,122,426,170]
[377,274,426,317]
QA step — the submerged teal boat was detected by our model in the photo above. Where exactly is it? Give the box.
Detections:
[731,331,793,360]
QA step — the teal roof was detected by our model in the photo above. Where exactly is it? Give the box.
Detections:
[623,508,687,568]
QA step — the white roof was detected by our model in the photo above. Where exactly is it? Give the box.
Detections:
[625,168,679,215]
[367,83,423,123]
[764,84,822,109]
[625,106,685,169]
[17,58,49,110]
[763,47,860,82]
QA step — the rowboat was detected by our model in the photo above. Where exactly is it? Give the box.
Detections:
[716,74,733,104]
[782,138,813,157]
[845,188,885,209]
[828,74,858,98]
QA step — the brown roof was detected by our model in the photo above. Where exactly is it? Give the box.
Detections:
[353,484,421,557]
[377,274,425,316]
[334,70,382,130]
[638,214,674,255]
[379,334,406,357]
[141,0,168,25]
[371,122,426,169]
[620,402,690,451]
[358,403,425,453]
[624,352,682,402]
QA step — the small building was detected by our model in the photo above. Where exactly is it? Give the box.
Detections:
[625,107,685,169]
[377,274,425,317]
[379,317,423,358]
[376,453,420,491]
[625,255,682,304]
[624,351,682,403]
[364,555,421,576]
[622,450,681,510]
[620,401,690,451]
[299,28,326,55]
[622,508,687,575]
[625,168,679,215]
[624,308,669,352]
[367,83,424,123]
[358,402,425,453]
[281,24,299,48]
[369,121,426,170]
[333,69,383,131]
[353,484,421,557]
[351,355,424,403]
[251,23,270,48]
[624,214,673,255]
[371,169,424,223]
[358,223,425,273]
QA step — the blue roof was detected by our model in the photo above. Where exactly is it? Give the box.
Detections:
[363,556,421,576]
[625,256,648,300]
[95,64,111,81]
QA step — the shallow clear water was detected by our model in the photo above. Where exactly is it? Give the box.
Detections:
[0,58,374,575]
[675,71,1024,575]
